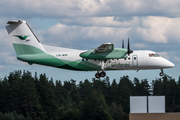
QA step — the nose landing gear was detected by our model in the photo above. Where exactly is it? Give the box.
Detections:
[159,69,164,76]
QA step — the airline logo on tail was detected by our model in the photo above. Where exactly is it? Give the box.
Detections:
[13,35,30,40]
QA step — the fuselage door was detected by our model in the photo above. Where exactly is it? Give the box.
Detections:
[132,55,138,67]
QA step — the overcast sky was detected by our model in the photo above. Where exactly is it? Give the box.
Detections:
[0,0,180,82]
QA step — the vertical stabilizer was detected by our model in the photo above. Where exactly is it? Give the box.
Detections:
[6,20,46,55]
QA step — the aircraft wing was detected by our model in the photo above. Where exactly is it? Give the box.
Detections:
[80,43,128,59]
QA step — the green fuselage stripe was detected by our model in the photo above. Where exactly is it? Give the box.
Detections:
[13,44,99,71]
[13,43,45,55]
[17,53,100,71]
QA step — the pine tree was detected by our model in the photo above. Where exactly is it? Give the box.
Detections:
[152,78,163,95]
[78,79,93,101]
[36,73,58,120]
[21,70,45,120]
[9,74,23,114]
[81,90,112,120]
[0,77,11,113]
[133,78,150,96]
[110,79,118,104]
[55,80,64,106]
[109,102,125,120]
[118,76,133,114]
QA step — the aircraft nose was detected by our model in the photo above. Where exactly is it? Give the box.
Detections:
[167,61,174,68]
[163,59,174,68]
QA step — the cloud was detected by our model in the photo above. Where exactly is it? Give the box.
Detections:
[133,43,147,48]
[0,29,25,66]
[173,56,180,62]
[0,65,7,72]
[134,16,180,43]
[60,16,140,27]
[38,16,180,48]
[0,51,24,65]
[1,0,180,19]
[41,23,132,49]
[157,52,170,59]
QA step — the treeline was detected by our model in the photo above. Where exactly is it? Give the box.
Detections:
[0,70,179,120]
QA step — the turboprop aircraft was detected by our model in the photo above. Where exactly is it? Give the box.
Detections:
[6,20,174,78]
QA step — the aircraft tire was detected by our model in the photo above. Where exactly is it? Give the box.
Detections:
[100,71,106,77]
[159,72,164,76]
[95,73,101,78]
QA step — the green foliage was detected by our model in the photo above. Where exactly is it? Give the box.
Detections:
[152,75,177,112]
[0,70,179,119]
[0,111,25,120]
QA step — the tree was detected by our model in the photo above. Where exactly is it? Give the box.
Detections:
[55,80,64,106]
[78,79,93,101]
[152,75,177,112]
[109,102,129,120]
[133,78,150,96]
[162,75,176,112]
[110,79,118,104]
[118,76,133,114]
[21,71,44,120]
[35,73,58,120]
[0,77,11,113]
[81,90,112,120]
[152,78,163,95]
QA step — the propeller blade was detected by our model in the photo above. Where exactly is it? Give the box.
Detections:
[128,38,130,51]
[122,39,124,48]
[127,37,133,55]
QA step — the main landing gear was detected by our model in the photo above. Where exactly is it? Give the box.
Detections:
[159,69,164,76]
[95,71,106,78]
[95,60,108,78]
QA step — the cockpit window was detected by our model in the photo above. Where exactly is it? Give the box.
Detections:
[149,53,160,57]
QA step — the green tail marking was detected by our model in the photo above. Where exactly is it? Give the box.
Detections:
[14,35,30,40]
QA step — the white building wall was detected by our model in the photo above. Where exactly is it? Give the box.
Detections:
[148,96,165,113]
[130,96,147,113]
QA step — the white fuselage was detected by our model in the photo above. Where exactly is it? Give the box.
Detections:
[44,45,174,71]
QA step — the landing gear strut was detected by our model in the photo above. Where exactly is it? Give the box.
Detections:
[159,69,164,76]
[95,60,108,78]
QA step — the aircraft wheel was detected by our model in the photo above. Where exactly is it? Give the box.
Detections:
[100,71,106,77]
[159,72,164,76]
[95,73,101,78]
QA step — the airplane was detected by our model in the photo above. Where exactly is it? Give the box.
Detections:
[6,20,174,78]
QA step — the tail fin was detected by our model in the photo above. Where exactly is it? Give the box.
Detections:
[6,20,46,55]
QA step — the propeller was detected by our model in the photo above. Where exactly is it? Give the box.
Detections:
[127,38,133,55]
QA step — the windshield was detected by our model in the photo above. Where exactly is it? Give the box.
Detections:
[149,53,160,57]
